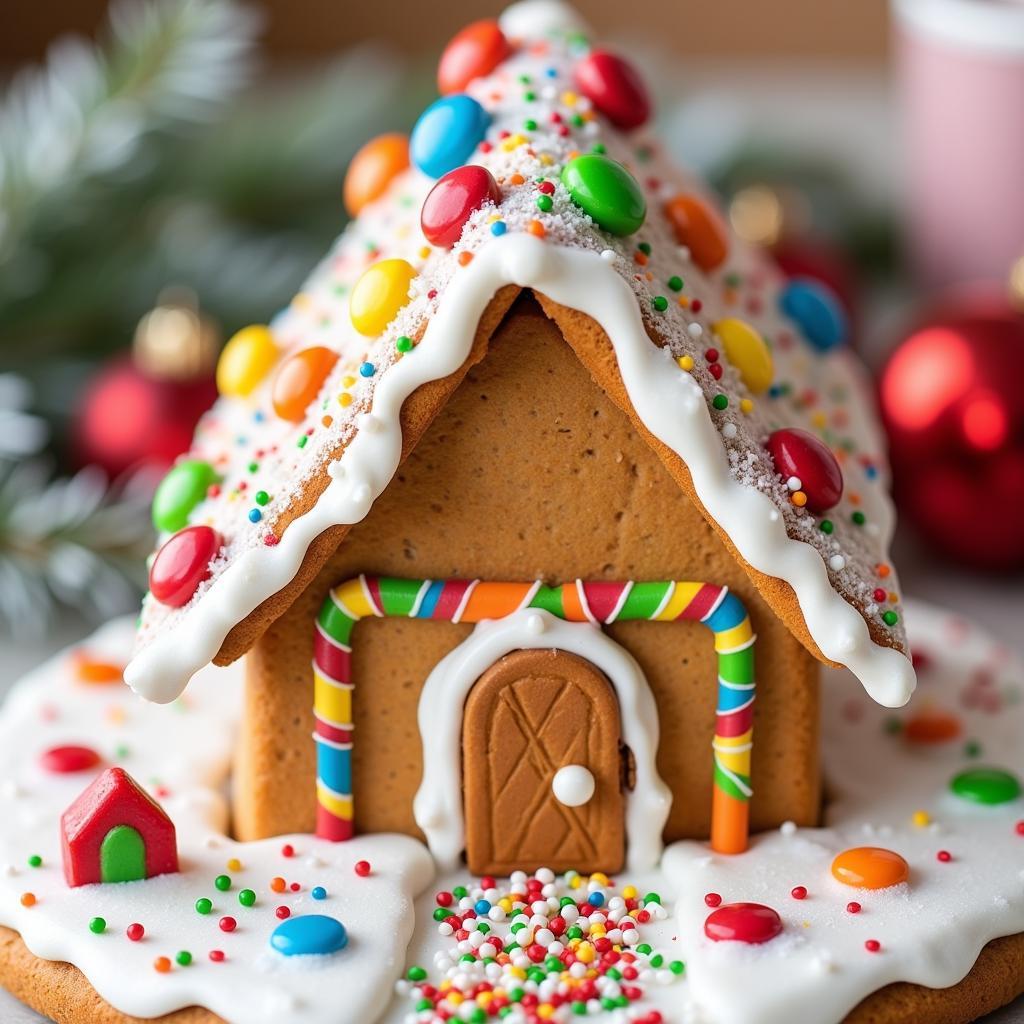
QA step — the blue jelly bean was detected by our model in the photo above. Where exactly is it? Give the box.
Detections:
[779,278,848,352]
[410,95,491,179]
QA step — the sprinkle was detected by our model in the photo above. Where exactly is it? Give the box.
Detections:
[668,275,683,291]
[248,509,262,523]
[847,902,862,914]
[712,395,728,411]
[937,850,952,862]
[270,876,286,893]
[527,219,546,238]
[195,898,213,915]
[238,889,256,907]
[740,398,754,414]
[154,956,171,973]
[882,610,899,626]
[209,949,225,962]
[490,220,507,236]
[176,950,193,967]
[791,886,807,900]
[704,892,722,908]
[89,917,106,934]
[536,194,553,212]
[254,491,269,506]
[354,860,371,877]
[219,916,237,932]
[458,251,474,266]
[912,809,931,827]
[677,355,694,372]
[275,906,291,920]
[864,939,881,953]
[27,855,41,868]
[820,520,834,534]
[126,923,145,941]
[358,362,375,378]
[312,886,327,900]
[828,555,846,571]
[651,296,668,312]
[19,893,35,907]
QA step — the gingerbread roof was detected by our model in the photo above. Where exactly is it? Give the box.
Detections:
[126,2,915,709]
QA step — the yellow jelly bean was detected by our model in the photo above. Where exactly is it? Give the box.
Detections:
[216,325,278,398]
[713,317,774,394]
[350,259,417,337]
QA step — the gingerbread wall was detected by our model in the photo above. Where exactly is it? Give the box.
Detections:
[235,296,821,846]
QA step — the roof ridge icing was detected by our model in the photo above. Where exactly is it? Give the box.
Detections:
[127,1,915,708]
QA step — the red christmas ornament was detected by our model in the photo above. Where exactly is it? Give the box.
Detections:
[704,902,783,944]
[74,299,218,478]
[879,287,1024,571]
[421,165,501,248]
[437,20,511,95]
[574,50,652,130]
[149,526,222,607]
[766,428,844,512]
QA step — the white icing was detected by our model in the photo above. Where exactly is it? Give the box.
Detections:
[0,620,433,1024]
[499,0,590,42]
[412,611,671,871]
[552,765,595,807]
[126,236,914,708]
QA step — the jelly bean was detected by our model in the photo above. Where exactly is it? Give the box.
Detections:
[780,278,848,351]
[421,165,501,248]
[149,526,222,607]
[831,847,909,889]
[767,428,843,513]
[574,50,651,130]
[410,95,490,179]
[343,133,409,217]
[713,318,773,394]
[350,259,417,336]
[216,325,278,398]
[903,709,961,744]
[950,767,1021,805]
[438,19,511,95]
[271,347,339,422]
[560,154,646,236]
[664,194,729,272]
[704,903,782,944]
[152,459,218,533]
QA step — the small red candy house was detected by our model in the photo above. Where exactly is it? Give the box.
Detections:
[60,767,178,887]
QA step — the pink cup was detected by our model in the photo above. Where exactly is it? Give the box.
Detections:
[894,0,1024,288]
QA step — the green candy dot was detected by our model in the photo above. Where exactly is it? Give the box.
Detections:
[670,959,686,975]
[238,888,256,907]
[950,767,1021,805]
[712,394,729,411]
[152,460,218,533]
[601,997,617,1011]
[247,462,258,474]
[652,296,668,312]
[396,335,413,353]
[407,965,427,982]
[644,892,662,904]
[89,917,106,934]
[536,194,553,212]
[965,740,982,758]
[882,610,899,626]
[432,906,448,921]
[567,926,584,939]
[254,491,270,506]
[668,275,683,292]
[415,998,433,1012]
[650,953,664,968]
[524,118,537,131]
[637,241,652,255]
[820,520,834,534]
[591,143,606,155]
[572,1002,587,1016]
[560,154,646,236]
[851,510,866,525]
[296,435,308,449]
[176,950,192,966]
[509,987,524,1002]
[452,886,467,899]
[214,875,231,892]
[636,943,652,955]
[469,1009,486,1024]
[195,898,213,915]
[884,716,902,734]
[27,855,42,868]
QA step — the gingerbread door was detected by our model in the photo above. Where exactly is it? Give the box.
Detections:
[462,648,625,875]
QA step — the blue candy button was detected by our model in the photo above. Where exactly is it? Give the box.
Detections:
[779,278,848,352]
[270,914,348,956]
[410,95,490,179]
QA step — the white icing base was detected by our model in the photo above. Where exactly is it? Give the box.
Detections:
[126,236,914,709]
[3,600,1017,1024]
[412,611,671,872]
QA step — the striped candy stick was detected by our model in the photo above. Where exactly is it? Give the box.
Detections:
[313,576,756,853]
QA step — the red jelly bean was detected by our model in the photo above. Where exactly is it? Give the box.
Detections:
[574,50,651,130]
[704,902,783,944]
[767,428,844,512]
[40,744,101,774]
[421,165,500,248]
[148,526,222,608]
[438,19,511,95]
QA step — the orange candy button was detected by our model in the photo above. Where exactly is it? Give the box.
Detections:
[272,347,339,423]
[664,194,729,272]
[71,650,124,685]
[831,847,909,890]
[343,133,410,217]
[904,708,962,744]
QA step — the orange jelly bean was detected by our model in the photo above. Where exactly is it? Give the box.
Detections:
[343,133,410,217]
[831,847,909,890]
[664,193,729,272]
[272,347,339,423]
[904,708,961,744]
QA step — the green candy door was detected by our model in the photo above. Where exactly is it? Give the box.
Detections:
[100,825,146,882]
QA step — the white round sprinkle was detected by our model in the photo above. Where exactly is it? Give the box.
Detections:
[829,554,847,571]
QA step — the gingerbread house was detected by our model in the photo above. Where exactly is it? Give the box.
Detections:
[125,4,915,877]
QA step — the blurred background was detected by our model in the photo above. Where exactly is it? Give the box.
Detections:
[0,0,1022,668]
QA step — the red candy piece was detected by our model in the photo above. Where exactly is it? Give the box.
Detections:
[767,428,844,513]
[354,859,371,877]
[704,902,783,944]
[438,19,511,95]
[61,767,178,888]
[421,165,501,248]
[148,526,222,608]
[41,744,101,775]
[574,50,652,130]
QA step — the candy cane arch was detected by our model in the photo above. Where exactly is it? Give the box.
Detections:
[313,577,755,854]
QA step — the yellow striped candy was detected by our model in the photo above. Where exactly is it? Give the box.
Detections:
[350,259,416,337]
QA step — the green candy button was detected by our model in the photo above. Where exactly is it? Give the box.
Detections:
[152,460,218,532]
[950,767,1021,806]
[561,154,646,236]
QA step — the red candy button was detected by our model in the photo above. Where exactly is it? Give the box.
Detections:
[438,20,511,95]
[149,526,222,607]
[575,50,652,130]
[767,428,844,513]
[40,745,101,774]
[704,902,783,944]
[421,165,501,248]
